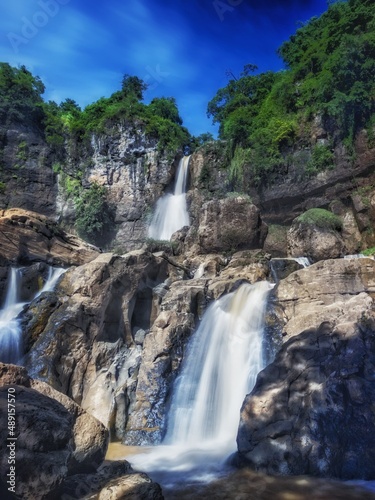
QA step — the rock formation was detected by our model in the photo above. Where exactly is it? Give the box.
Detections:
[0,363,108,499]
[237,319,375,479]
[0,208,100,267]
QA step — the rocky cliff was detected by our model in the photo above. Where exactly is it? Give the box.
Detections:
[1,117,375,498]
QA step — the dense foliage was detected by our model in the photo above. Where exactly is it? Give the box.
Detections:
[207,0,375,187]
[0,63,45,127]
[43,77,191,154]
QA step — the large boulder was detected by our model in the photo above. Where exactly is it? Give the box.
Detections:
[192,197,267,254]
[237,319,375,480]
[272,257,375,340]
[287,209,346,262]
[0,363,108,500]
[0,209,100,267]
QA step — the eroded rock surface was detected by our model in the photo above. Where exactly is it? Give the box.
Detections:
[272,258,375,340]
[237,319,375,480]
[0,208,100,267]
[0,363,108,500]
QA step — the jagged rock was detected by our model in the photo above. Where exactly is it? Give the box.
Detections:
[59,127,181,250]
[124,279,202,444]
[0,363,108,500]
[0,209,100,267]
[254,129,375,225]
[0,126,57,217]
[22,251,181,440]
[272,258,375,340]
[192,197,267,254]
[237,319,375,480]
[287,219,345,262]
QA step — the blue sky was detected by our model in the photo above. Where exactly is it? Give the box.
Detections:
[1,0,328,136]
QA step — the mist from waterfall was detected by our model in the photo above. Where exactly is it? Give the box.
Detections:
[130,281,271,478]
[0,266,65,365]
[148,155,190,240]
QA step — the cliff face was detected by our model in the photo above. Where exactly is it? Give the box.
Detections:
[0,125,57,217]
[58,125,180,250]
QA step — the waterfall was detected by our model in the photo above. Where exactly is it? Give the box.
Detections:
[0,266,65,365]
[293,257,311,268]
[130,281,271,476]
[148,156,190,240]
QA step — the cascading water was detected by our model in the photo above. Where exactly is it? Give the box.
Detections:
[148,155,190,240]
[0,266,65,365]
[130,281,272,480]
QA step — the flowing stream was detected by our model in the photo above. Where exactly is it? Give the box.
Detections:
[0,266,65,364]
[148,155,190,240]
[130,281,272,486]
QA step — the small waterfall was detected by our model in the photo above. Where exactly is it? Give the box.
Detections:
[130,281,271,477]
[293,257,311,268]
[0,269,24,364]
[148,156,190,240]
[0,266,65,365]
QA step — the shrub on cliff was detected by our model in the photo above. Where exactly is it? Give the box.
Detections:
[296,208,343,231]
[75,183,114,245]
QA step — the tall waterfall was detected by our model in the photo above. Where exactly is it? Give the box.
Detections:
[130,281,271,475]
[148,155,190,240]
[0,267,65,365]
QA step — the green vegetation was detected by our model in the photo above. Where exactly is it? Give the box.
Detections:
[0,63,45,127]
[0,181,6,193]
[363,247,375,256]
[75,183,113,245]
[305,143,335,176]
[207,0,375,187]
[296,208,343,231]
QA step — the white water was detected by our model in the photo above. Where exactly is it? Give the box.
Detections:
[0,267,65,364]
[292,257,311,268]
[148,156,190,240]
[130,281,271,478]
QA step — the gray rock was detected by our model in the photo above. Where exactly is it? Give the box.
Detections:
[237,319,375,480]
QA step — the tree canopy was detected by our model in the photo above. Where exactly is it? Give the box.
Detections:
[207,0,375,186]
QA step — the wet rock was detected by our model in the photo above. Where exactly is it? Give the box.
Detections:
[237,319,375,480]
[22,251,180,440]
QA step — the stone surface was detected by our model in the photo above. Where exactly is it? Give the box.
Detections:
[59,126,180,250]
[237,319,375,480]
[273,258,375,340]
[96,472,164,500]
[191,196,267,254]
[0,208,100,267]
[56,461,162,500]
[0,363,109,500]
[287,220,345,262]
[0,126,57,217]
[22,251,181,440]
